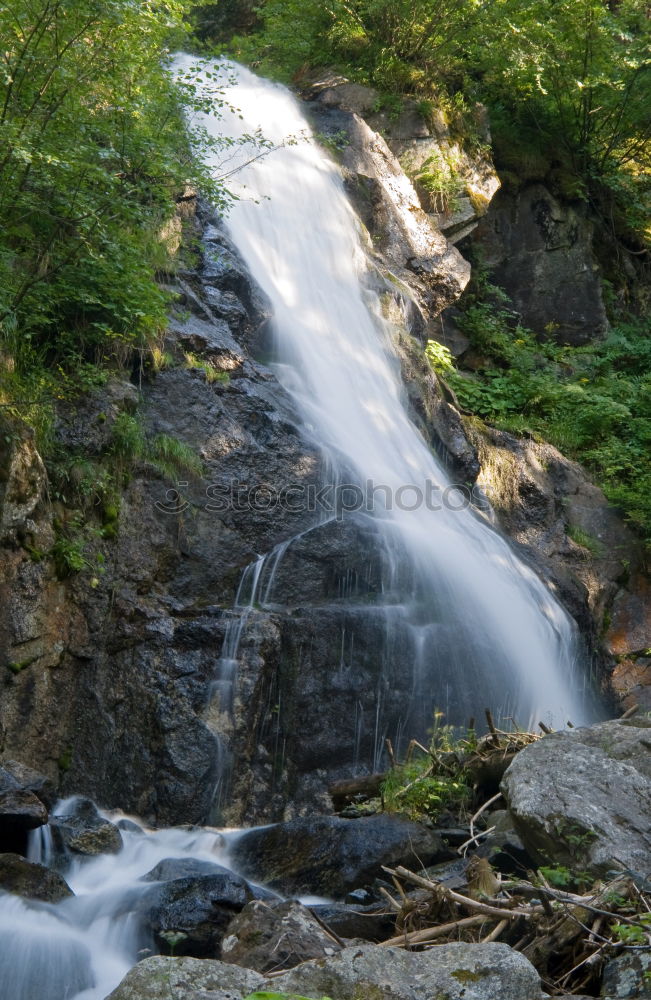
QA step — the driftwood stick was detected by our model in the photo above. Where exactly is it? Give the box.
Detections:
[381,914,486,947]
[482,918,509,943]
[538,721,553,734]
[620,703,639,720]
[459,791,502,856]
[391,875,408,902]
[383,866,535,919]
[485,709,499,743]
[378,885,402,912]
[456,825,496,856]
[505,882,644,924]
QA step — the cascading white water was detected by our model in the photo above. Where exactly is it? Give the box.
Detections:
[0,800,241,1000]
[178,55,601,732]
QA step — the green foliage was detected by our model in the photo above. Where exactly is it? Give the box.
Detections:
[230,0,650,245]
[111,414,146,465]
[184,352,231,384]
[427,284,651,546]
[0,1,268,469]
[611,916,651,945]
[227,0,480,91]
[425,340,455,374]
[0,1,194,370]
[538,865,592,893]
[566,526,602,558]
[148,433,204,479]
[382,716,472,822]
[413,149,465,213]
[52,528,89,578]
[538,865,572,889]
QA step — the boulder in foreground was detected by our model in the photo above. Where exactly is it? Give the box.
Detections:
[501,718,651,876]
[271,941,542,1000]
[105,956,264,1000]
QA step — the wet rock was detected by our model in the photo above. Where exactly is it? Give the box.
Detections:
[230,814,447,898]
[50,797,122,857]
[54,378,139,456]
[606,575,651,658]
[106,955,265,1000]
[306,75,500,247]
[481,810,531,873]
[0,767,48,853]
[269,941,543,1000]
[501,719,651,876]
[423,856,471,892]
[0,853,73,903]
[0,417,50,543]
[611,658,651,714]
[0,761,56,810]
[601,949,651,998]
[307,102,470,316]
[137,870,254,958]
[142,857,232,882]
[222,899,341,973]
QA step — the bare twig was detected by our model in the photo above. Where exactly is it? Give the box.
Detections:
[458,791,502,856]
[383,866,537,919]
[456,825,496,856]
[381,914,486,947]
[482,918,509,943]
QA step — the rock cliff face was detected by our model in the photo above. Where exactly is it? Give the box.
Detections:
[465,184,609,346]
[0,87,641,827]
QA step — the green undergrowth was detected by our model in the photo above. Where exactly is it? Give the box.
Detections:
[0,1,267,537]
[427,274,651,547]
[381,716,474,823]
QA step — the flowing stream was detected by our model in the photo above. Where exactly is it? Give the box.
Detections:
[179,55,601,736]
[0,802,238,1000]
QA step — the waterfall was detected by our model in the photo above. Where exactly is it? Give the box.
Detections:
[176,56,600,742]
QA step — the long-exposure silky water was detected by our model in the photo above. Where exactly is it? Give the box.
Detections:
[176,54,602,737]
[0,801,239,1000]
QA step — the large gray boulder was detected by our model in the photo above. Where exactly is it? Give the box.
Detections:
[230,814,447,898]
[106,956,264,1000]
[501,718,651,876]
[270,941,542,1000]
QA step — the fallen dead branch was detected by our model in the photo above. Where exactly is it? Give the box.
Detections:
[373,862,651,996]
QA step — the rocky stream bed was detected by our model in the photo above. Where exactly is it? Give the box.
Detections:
[1,715,650,998]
